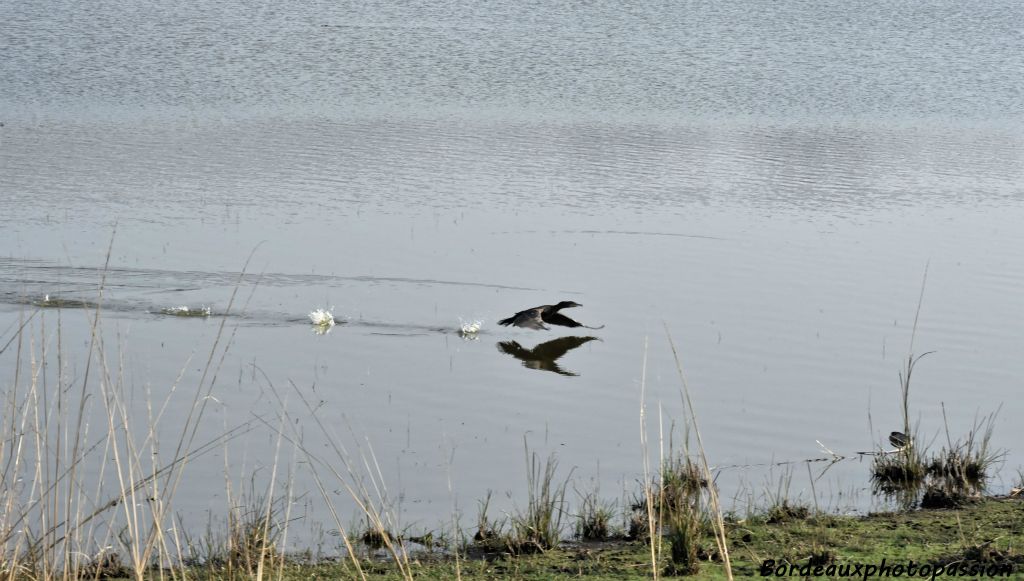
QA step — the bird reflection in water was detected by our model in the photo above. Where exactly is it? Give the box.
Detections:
[496,336,599,377]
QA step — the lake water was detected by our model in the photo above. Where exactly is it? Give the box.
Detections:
[2,0,1023,551]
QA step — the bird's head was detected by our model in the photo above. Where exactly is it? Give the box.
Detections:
[555,300,582,309]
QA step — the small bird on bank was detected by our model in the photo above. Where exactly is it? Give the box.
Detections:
[888,431,910,450]
[497,301,604,331]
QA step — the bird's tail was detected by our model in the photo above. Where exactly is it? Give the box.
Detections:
[497,316,515,326]
[581,324,605,330]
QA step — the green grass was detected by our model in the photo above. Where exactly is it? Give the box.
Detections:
[8,252,1021,580]
[152,497,1024,580]
[509,445,571,553]
[574,490,619,542]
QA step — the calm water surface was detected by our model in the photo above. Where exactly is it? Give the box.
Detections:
[2,0,1023,549]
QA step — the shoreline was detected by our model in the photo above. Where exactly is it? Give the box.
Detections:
[164,495,1023,580]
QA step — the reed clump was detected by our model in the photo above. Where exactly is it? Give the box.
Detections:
[927,411,1002,490]
[223,494,285,574]
[628,452,712,573]
[872,445,928,492]
[663,501,702,575]
[78,549,131,580]
[634,329,733,579]
[873,416,1003,507]
[870,350,1002,504]
[659,454,706,574]
[471,490,508,552]
[659,455,707,514]
[573,490,617,541]
[871,347,931,495]
[359,526,393,551]
[508,446,570,554]
[765,501,810,524]
[870,275,1003,507]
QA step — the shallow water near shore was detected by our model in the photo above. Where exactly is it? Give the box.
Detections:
[2,0,1024,551]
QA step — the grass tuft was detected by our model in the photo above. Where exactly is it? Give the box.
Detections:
[573,490,617,542]
[872,446,928,491]
[508,444,570,554]
[359,525,393,550]
[471,490,507,552]
[928,410,1003,491]
[78,548,131,580]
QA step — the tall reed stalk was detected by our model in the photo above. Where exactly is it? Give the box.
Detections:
[665,325,733,580]
[638,337,659,579]
[0,238,263,580]
[510,441,570,553]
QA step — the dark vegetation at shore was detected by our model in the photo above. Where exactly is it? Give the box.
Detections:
[2,253,1019,579]
[41,493,1024,580]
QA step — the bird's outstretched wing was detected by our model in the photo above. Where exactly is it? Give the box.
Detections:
[498,307,547,329]
[543,312,604,330]
[542,312,583,328]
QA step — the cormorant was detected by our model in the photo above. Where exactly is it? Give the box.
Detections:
[497,301,604,330]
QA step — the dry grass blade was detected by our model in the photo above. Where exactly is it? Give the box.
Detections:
[0,237,275,580]
[664,323,733,580]
[259,376,413,580]
[637,336,659,579]
[510,440,570,553]
[249,374,369,581]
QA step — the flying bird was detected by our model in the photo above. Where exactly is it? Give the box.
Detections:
[497,301,604,330]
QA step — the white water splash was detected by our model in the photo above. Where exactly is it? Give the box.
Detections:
[309,307,336,334]
[164,305,212,316]
[458,317,483,338]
